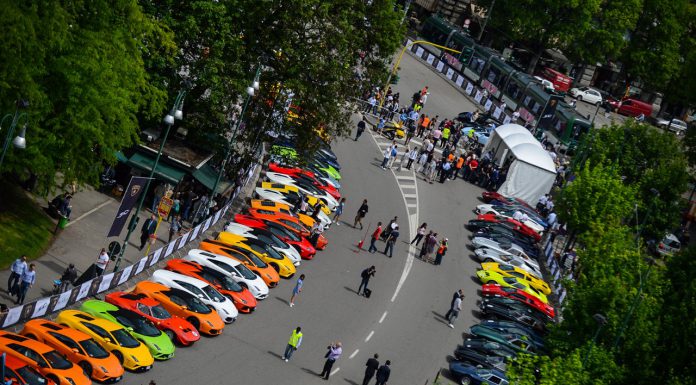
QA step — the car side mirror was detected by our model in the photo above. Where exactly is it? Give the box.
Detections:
[181,305,188,310]
[104,338,112,343]
[72,348,80,354]
[207,305,215,311]
[126,327,134,332]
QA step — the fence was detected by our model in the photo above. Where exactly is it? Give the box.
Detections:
[0,163,260,329]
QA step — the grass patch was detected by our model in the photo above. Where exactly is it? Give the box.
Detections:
[0,181,54,269]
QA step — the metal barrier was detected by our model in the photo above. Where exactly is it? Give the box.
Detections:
[0,163,259,329]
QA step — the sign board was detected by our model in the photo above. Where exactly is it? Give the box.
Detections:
[158,197,174,219]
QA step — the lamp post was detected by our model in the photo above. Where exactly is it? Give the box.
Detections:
[210,66,261,204]
[613,257,657,350]
[0,100,30,170]
[113,90,186,272]
[582,313,607,367]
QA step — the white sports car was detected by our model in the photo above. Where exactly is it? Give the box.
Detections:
[254,187,293,205]
[474,247,541,276]
[224,223,302,265]
[184,249,269,300]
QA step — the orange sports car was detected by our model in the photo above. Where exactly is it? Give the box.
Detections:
[0,330,91,385]
[199,239,280,288]
[131,281,225,336]
[3,353,55,385]
[247,208,327,250]
[164,259,257,313]
[249,199,327,229]
[20,319,124,383]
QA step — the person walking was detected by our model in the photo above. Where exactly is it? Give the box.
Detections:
[281,326,303,362]
[16,264,36,305]
[357,266,376,296]
[320,342,343,380]
[434,238,448,265]
[354,199,369,229]
[381,216,398,241]
[387,145,398,169]
[355,117,367,141]
[446,292,463,328]
[383,225,399,258]
[368,222,383,253]
[418,231,433,259]
[333,198,346,225]
[289,274,305,307]
[8,255,27,295]
[169,215,182,242]
[445,289,464,320]
[140,215,157,250]
[375,361,391,385]
[95,248,110,276]
[362,354,380,385]
[411,223,427,246]
[59,264,77,293]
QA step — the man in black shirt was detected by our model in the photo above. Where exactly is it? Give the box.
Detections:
[355,118,367,141]
[362,354,380,385]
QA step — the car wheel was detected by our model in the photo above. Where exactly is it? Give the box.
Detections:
[187,317,201,331]
[486,211,495,215]
[79,361,93,378]
[164,329,176,343]
[47,375,60,385]
[484,258,494,263]
[270,263,280,272]
[595,100,601,106]
[112,350,124,364]
[577,96,583,102]
[239,282,249,289]
[460,375,472,385]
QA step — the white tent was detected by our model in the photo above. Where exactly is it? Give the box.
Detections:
[484,124,557,203]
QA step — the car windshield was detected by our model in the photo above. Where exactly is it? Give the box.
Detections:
[183,295,211,313]
[237,248,267,268]
[499,265,514,271]
[270,226,300,241]
[116,314,160,337]
[202,285,226,302]
[15,366,47,385]
[150,304,171,319]
[263,245,285,260]
[79,338,109,359]
[43,351,72,370]
[111,328,140,348]
[219,276,243,292]
[235,264,258,280]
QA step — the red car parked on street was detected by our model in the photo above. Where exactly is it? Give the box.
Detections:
[233,214,317,259]
[481,284,555,318]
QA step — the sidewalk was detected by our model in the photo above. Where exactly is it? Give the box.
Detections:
[1,185,199,306]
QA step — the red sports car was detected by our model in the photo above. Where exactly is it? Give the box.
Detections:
[234,214,317,259]
[476,213,541,241]
[246,208,328,250]
[164,259,258,313]
[105,291,201,346]
[268,162,340,200]
[481,192,535,210]
[481,284,555,318]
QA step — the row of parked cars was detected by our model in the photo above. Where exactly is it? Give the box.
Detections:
[0,142,342,385]
[448,192,556,385]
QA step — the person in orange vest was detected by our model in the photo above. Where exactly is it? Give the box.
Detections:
[418,115,430,137]
[454,154,466,180]
[434,239,448,265]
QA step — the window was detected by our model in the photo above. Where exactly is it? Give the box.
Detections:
[235,264,258,280]
[12,366,47,385]
[42,351,72,369]
[168,294,186,307]
[79,338,109,359]
[110,329,140,348]
[9,345,47,368]
[136,303,150,315]
[175,280,206,298]
[211,260,235,274]
[150,304,171,319]
[49,332,81,353]
[82,322,111,340]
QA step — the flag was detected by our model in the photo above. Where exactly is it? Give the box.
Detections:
[107,176,148,238]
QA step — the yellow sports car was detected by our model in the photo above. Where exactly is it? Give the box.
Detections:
[480,262,551,295]
[259,182,331,215]
[217,232,297,278]
[55,310,154,372]
[249,199,322,229]
[476,270,549,304]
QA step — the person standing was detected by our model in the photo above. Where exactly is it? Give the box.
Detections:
[320,342,343,380]
[418,231,434,259]
[289,274,305,307]
[333,198,346,225]
[282,326,303,362]
[423,232,438,263]
[381,216,398,241]
[16,264,36,305]
[411,223,427,246]
[59,264,77,293]
[445,289,464,320]
[439,160,452,183]
[140,215,157,250]
[434,238,448,265]
[169,215,182,243]
[354,199,369,229]
[375,360,391,385]
[357,266,376,296]
[387,145,398,169]
[368,222,383,253]
[355,118,367,141]
[95,249,110,276]
[447,292,463,328]
[383,225,399,258]
[8,255,27,295]
[406,147,418,170]
[362,354,380,385]
[380,146,391,169]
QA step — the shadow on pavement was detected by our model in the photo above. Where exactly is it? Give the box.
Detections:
[266,350,284,360]
[343,378,360,385]
[440,368,457,382]
[301,367,322,377]
[471,309,482,318]
[431,310,445,320]
[274,296,289,306]
[469,275,480,284]
[445,355,456,363]
[344,286,358,295]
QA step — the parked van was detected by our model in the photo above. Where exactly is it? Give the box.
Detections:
[612,98,653,118]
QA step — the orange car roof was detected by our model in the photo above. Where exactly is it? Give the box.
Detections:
[25,319,92,341]
[0,331,54,353]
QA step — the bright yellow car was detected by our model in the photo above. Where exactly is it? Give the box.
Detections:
[260,182,331,215]
[217,232,297,278]
[480,262,551,295]
[55,310,154,372]
[476,270,548,304]
[249,199,320,229]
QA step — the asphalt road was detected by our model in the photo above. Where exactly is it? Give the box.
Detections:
[117,52,484,385]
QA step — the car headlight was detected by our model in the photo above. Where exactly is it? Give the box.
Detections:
[131,354,139,363]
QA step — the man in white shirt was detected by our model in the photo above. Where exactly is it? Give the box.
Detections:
[8,255,27,294]
[512,210,524,221]
[95,248,110,276]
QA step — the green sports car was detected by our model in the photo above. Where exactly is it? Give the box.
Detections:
[80,300,175,360]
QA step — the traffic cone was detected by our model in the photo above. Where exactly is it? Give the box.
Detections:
[357,239,364,249]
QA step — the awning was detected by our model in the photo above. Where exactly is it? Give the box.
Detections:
[126,152,186,184]
[192,164,232,194]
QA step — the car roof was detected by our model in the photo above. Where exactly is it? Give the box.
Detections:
[25,319,92,341]
[112,291,160,307]
[0,331,55,354]
[153,269,209,289]
[187,249,242,267]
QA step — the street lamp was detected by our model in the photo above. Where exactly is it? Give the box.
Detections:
[113,89,186,272]
[0,100,30,169]
[582,313,607,367]
[209,66,262,204]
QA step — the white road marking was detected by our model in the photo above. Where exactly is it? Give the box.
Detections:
[331,368,340,376]
[379,311,388,323]
[365,330,375,342]
[403,193,418,199]
[349,349,360,359]
[65,199,112,227]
